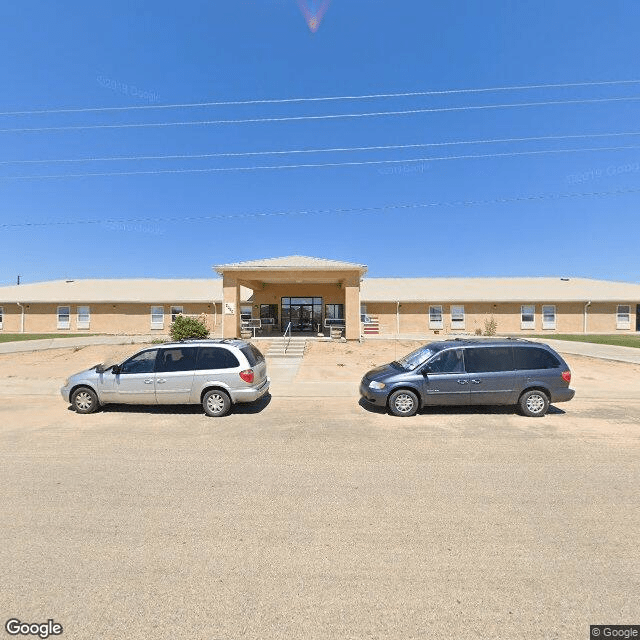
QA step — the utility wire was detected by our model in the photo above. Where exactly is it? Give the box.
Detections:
[2,187,640,229]
[3,143,640,180]
[2,79,640,116]
[2,130,640,165]
[2,96,640,134]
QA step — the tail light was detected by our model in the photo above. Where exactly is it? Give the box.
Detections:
[239,369,254,383]
[561,370,571,383]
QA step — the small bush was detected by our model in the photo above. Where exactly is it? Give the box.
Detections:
[170,314,209,341]
[483,315,498,336]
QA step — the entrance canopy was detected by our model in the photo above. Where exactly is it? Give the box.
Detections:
[213,256,367,340]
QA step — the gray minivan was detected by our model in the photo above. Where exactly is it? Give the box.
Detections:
[61,339,269,417]
[360,339,574,417]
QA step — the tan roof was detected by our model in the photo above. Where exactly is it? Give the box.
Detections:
[0,276,637,305]
[214,255,367,274]
[361,277,640,303]
[0,279,251,303]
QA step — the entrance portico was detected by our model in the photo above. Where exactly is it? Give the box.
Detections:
[214,256,367,340]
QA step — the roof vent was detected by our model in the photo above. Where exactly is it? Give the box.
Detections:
[65,279,75,283]
[560,277,570,281]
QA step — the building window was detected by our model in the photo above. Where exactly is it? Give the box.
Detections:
[260,304,278,326]
[429,305,444,329]
[57,306,71,330]
[77,306,90,330]
[360,303,371,323]
[170,306,184,323]
[240,305,252,321]
[0,306,3,330]
[542,305,556,330]
[151,306,164,330]
[617,305,631,330]
[326,304,345,320]
[521,305,535,330]
[450,305,465,330]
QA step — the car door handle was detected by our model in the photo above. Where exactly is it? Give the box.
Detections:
[144,379,154,384]
[156,379,166,384]
[457,379,468,385]
[471,379,482,384]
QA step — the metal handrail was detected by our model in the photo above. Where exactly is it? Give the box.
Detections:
[283,321,292,353]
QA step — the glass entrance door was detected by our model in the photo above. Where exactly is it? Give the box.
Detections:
[282,297,323,333]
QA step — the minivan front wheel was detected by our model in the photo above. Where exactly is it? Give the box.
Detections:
[389,389,419,417]
[71,386,99,414]
[519,389,549,417]
[203,389,231,417]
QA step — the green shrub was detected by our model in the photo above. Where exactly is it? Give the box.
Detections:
[483,315,498,336]
[170,314,209,341]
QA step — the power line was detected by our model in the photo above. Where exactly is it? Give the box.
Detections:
[2,79,640,116]
[2,95,640,134]
[3,143,640,180]
[2,187,640,229]
[2,130,640,165]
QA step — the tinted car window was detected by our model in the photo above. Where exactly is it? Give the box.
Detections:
[240,344,265,367]
[156,347,197,373]
[426,349,464,373]
[120,349,158,374]
[464,347,514,373]
[513,346,560,370]
[196,347,240,370]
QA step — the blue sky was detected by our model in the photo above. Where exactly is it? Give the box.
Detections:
[1,1,640,283]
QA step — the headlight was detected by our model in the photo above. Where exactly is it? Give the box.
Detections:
[369,381,386,390]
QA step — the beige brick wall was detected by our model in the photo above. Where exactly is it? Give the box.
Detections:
[0,302,222,336]
[363,301,638,336]
[1,298,636,336]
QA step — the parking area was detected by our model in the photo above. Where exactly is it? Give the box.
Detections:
[1,342,639,639]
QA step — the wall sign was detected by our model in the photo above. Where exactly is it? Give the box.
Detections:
[224,302,236,315]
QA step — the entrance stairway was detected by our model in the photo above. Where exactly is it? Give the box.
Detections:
[265,336,307,359]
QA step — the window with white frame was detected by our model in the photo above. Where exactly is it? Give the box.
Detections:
[450,305,465,330]
[151,306,164,330]
[360,303,370,323]
[170,306,184,323]
[77,306,90,330]
[616,304,631,330]
[57,306,71,330]
[542,305,556,330]
[521,305,535,330]
[0,306,3,330]
[429,305,444,329]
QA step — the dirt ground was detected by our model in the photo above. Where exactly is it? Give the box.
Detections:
[1,341,639,639]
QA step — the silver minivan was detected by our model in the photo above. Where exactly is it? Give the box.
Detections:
[61,339,269,417]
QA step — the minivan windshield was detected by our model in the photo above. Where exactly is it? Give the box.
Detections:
[395,347,434,371]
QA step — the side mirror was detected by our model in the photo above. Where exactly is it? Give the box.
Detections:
[421,366,431,376]
[111,364,121,375]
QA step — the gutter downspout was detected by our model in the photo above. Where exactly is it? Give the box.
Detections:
[17,302,25,333]
[396,301,400,336]
[583,301,592,334]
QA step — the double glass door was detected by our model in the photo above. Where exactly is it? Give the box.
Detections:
[281,297,323,333]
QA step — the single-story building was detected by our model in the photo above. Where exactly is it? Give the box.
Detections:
[0,255,638,338]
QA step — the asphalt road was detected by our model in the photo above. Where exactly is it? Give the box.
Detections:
[1,391,639,640]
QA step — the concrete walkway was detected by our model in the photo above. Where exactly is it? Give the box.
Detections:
[1,333,639,366]
[527,338,640,365]
[0,334,156,354]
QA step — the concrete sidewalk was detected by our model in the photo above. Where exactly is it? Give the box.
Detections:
[0,334,156,354]
[528,338,640,365]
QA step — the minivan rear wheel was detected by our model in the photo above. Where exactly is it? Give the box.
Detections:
[519,389,549,417]
[388,389,419,417]
[202,389,231,417]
